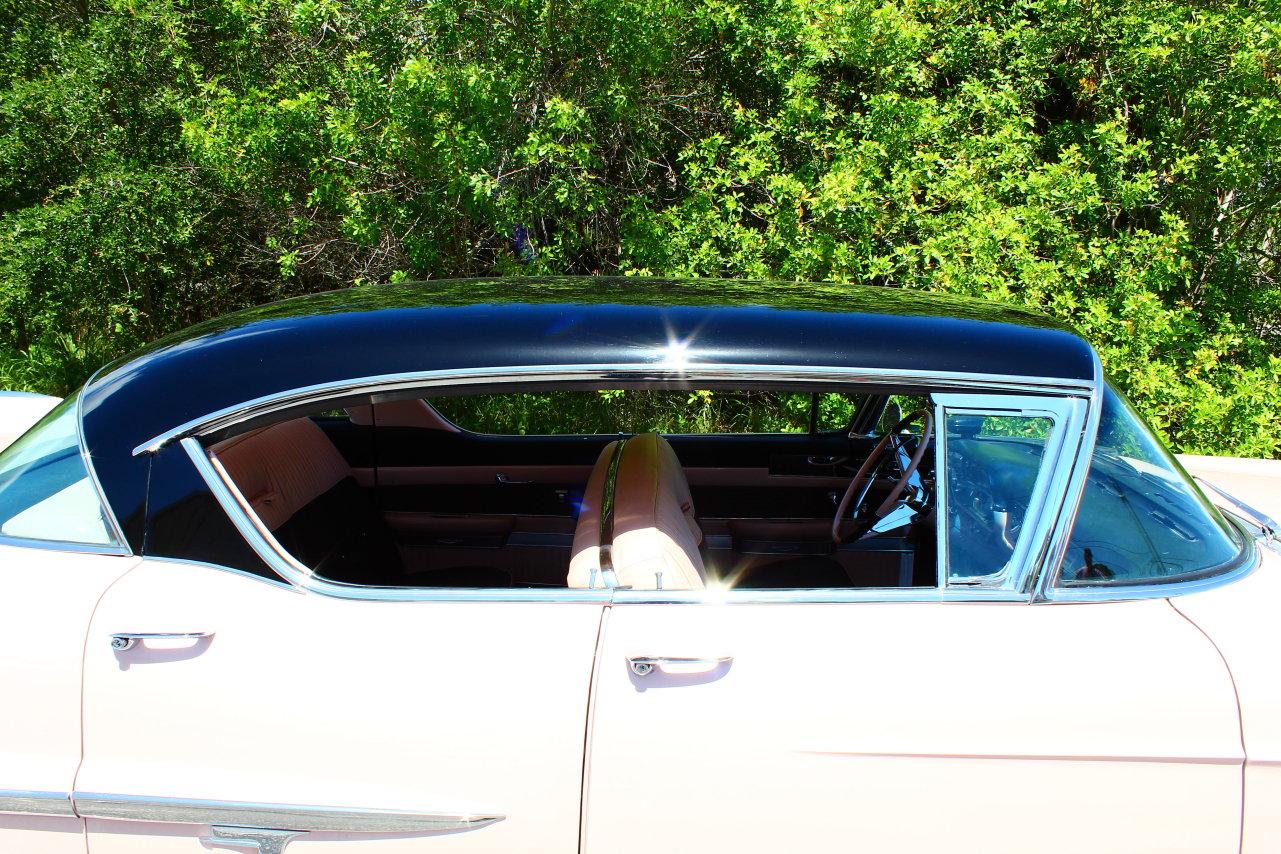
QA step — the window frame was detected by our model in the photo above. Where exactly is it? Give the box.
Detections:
[931,393,1081,594]
[168,362,1106,603]
[1038,384,1258,602]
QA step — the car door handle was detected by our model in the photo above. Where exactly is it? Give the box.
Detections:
[110,631,213,651]
[806,455,846,466]
[628,655,733,677]
[494,473,534,485]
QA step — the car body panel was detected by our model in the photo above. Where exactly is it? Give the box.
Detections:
[78,558,604,853]
[583,599,1243,854]
[0,543,137,852]
[1173,546,1281,854]
[1178,454,1281,529]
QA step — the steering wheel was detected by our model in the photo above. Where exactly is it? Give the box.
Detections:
[831,409,934,543]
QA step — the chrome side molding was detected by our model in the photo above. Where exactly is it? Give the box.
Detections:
[72,792,504,833]
[0,789,75,818]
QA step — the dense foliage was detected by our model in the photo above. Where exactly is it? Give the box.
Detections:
[429,390,866,434]
[2,0,1278,455]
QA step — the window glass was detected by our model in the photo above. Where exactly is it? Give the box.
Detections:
[945,413,1053,581]
[427,390,866,435]
[0,395,118,546]
[875,395,931,433]
[1060,386,1242,587]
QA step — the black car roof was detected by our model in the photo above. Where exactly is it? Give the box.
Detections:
[79,276,1098,547]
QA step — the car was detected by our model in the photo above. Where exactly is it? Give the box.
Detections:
[0,276,1277,854]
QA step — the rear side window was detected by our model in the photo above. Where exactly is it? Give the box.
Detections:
[1060,386,1242,587]
[0,395,120,547]
[427,390,867,435]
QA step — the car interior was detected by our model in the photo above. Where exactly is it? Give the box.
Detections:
[203,386,947,590]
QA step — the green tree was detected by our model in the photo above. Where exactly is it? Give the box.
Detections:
[1,0,1278,456]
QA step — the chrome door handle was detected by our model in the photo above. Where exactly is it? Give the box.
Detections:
[495,473,534,485]
[628,655,733,677]
[110,632,213,651]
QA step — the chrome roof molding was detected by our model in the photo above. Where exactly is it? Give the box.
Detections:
[138,362,1095,456]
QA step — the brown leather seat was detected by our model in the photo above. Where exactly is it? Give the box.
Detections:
[568,433,706,590]
[212,418,509,587]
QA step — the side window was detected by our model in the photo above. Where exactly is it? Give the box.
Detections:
[1059,386,1243,587]
[935,394,1075,589]
[0,395,120,547]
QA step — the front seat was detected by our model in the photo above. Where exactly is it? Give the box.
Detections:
[212,417,510,587]
[568,433,707,590]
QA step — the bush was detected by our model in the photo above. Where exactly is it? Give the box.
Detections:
[1,0,1278,455]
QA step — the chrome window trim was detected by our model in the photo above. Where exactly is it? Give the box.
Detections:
[137,363,1095,456]
[72,791,503,833]
[0,789,75,818]
[1033,351,1259,602]
[610,586,1030,604]
[1031,348,1106,601]
[184,436,612,603]
[1041,532,1260,603]
[931,393,1083,594]
[77,370,132,553]
[0,532,133,557]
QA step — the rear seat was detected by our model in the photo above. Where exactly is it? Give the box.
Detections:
[211,418,510,587]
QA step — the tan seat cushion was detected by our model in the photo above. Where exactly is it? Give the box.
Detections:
[567,433,706,591]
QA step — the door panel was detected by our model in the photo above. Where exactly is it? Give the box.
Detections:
[79,559,604,853]
[584,600,1242,854]
[0,544,137,852]
[1171,551,1281,854]
[328,419,876,524]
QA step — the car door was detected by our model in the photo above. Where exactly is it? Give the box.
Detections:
[77,558,605,854]
[580,395,1244,854]
[0,545,136,853]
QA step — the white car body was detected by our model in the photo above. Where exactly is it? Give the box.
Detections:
[0,278,1277,854]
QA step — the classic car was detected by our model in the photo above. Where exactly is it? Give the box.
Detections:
[0,277,1277,854]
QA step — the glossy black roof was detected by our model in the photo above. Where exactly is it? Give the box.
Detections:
[79,276,1097,547]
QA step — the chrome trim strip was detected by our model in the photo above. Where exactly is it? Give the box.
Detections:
[1194,477,1278,539]
[77,372,132,553]
[610,586,1029,604]
[72,792,503,833]
[0,533,133,557]
[930,393,1080,596]
[802,749,1242,765]
[0,789,75,817]
[1032,347,1106,601]
[137,363,1094,456]
[595,438,627,588]
[1042,530,1260,603]
[185,437,611,603]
